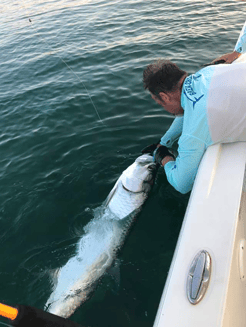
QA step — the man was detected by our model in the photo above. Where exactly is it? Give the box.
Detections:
[142,22,246,194]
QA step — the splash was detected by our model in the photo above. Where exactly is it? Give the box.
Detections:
[45,205,134,318]
[45,154,157,317]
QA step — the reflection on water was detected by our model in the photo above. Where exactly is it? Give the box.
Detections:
[0,0,245,325]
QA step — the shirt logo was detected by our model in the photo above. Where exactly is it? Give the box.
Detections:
[183,74,204,109]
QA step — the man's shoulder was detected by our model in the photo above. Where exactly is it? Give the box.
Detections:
[183,65,216,89]
[181,68,215,111]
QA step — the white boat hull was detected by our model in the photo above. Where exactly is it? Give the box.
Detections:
[154,142,246,327]
[154,50,246,326]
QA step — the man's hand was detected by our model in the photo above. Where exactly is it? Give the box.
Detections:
[161,155,175,166]
[212,51,241,64]
[154,146,175,165]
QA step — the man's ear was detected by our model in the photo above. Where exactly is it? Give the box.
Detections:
[159,92,170,103]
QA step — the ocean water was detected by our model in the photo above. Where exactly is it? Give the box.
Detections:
[0,1,245,326]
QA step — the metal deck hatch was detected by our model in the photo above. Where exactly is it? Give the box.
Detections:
[187,250,212,305]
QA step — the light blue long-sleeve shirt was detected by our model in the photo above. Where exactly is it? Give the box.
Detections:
[160,22,246,194]
[235,21,246,53]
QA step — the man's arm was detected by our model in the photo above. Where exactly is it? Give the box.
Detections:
[234,20,246,54]
[160,116,184,148]
[211,51,241,64]
[212,21,246,64]
[141,116,184,156]
[162,135,206,194]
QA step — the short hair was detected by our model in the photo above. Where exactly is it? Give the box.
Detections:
[143,59,187,97]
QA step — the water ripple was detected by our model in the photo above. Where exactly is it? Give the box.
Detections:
[0,0,245,324]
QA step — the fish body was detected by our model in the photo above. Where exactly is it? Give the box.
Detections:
[45,154,157,317]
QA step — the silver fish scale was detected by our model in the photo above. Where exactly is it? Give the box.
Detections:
[45,155,157,318]
[108,180,148,219]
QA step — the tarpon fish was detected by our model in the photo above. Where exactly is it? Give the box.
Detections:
[44,154,157,318]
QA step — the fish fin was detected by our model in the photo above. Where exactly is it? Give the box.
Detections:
[105,180,120,207]
[49,268,61,287]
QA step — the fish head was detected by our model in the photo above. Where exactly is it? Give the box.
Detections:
[121,154,158,193]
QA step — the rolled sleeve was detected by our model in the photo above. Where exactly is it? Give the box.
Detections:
[164,135,206,194]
